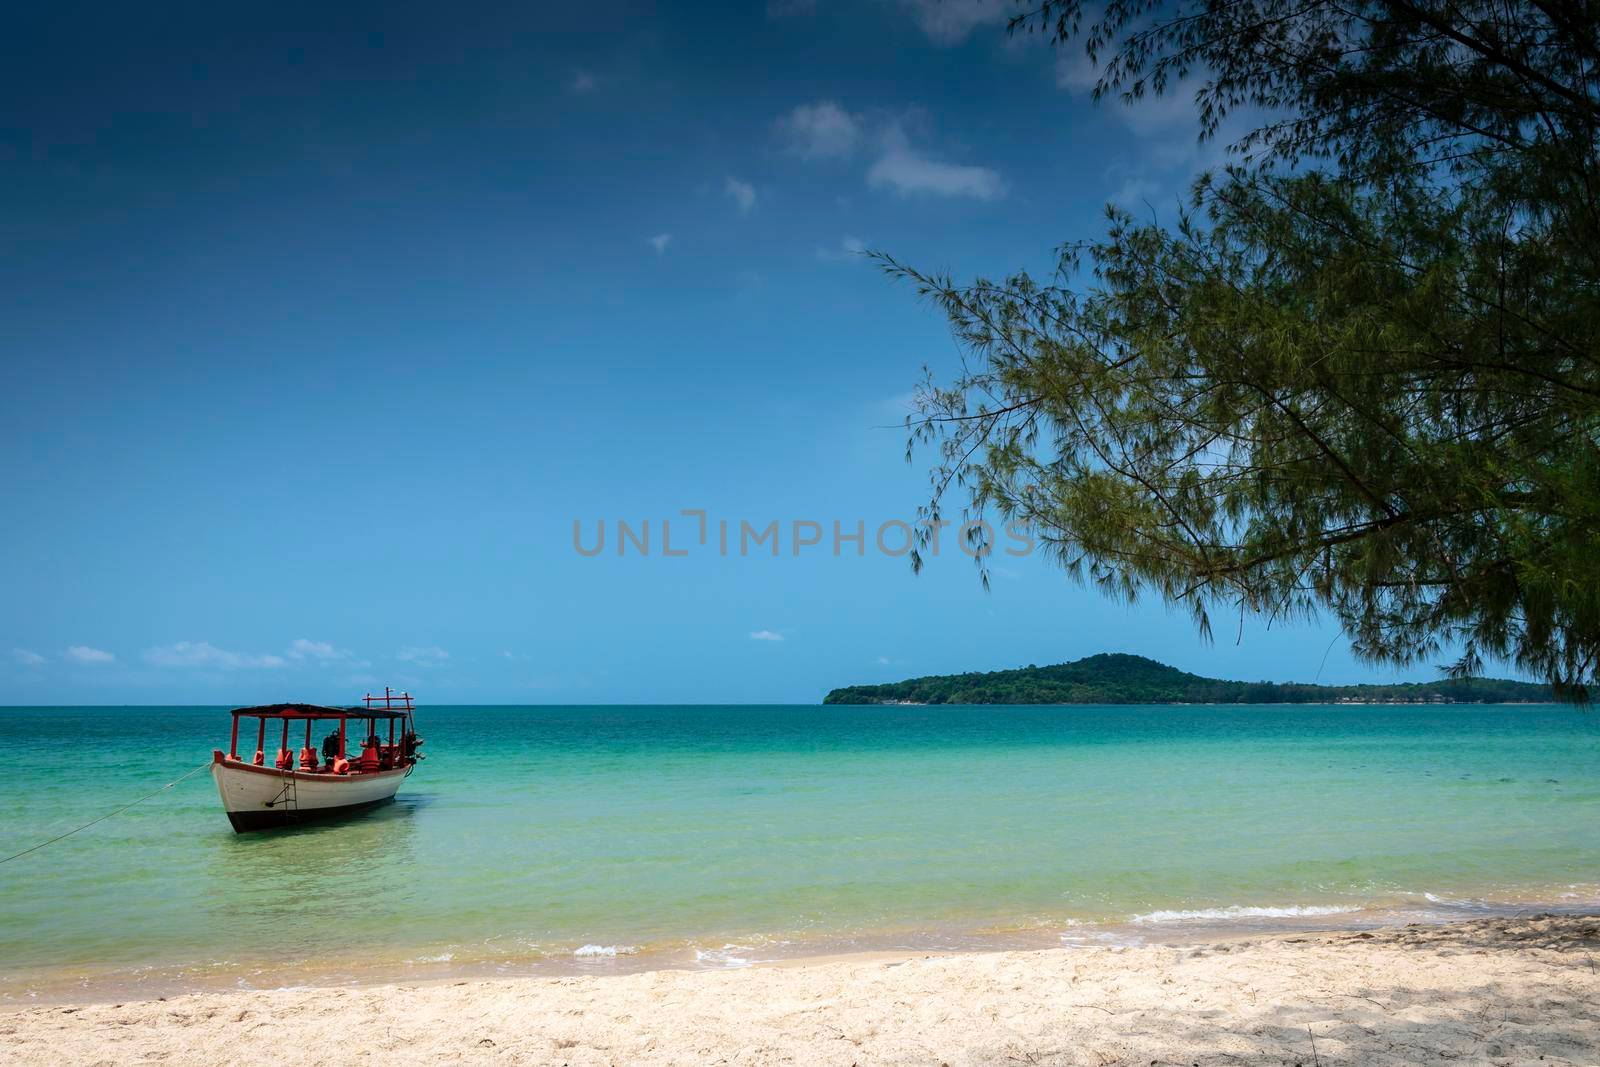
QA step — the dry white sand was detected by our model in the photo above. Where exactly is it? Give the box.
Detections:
[3,915,1597,1065]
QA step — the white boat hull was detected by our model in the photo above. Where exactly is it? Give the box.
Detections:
[211,755,412,832]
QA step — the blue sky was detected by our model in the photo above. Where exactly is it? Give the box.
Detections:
[1,0,1461,704]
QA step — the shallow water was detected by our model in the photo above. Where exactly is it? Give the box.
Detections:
[1,703,1597,999]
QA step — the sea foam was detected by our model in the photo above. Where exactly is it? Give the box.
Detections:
[693,945,753,968]
[573,944,638,958]
[1130,904,1360,924]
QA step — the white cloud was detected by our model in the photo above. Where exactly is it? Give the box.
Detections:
[571,70,598,93]
[1055,49,1101,93]
[1077,82,1243,210]
[142,641,284,669]
[1114,86,1207,140]
[10,648,44,666]
[879,389,920,417]
[286,638,349,661]
[396,645,450,667]
[777,101,861,160]
[816,235,868,262]
[749,630,785,642]
[64,645,115,665]
[648,233,673,255]
[1110,175,1162,206]
[867,148,1005,199]
[779,105,1006,201]
[900,0,1007,45]
[781,102,1004,201]
[724,176,756,214]
[1049,40,1236,209]
[875,655,891,665]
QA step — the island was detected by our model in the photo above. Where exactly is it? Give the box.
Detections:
[822,653,1554,705]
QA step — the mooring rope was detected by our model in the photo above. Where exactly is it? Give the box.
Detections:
[0,761,211,866]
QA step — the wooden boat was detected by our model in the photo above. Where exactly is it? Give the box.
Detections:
[211,688,423,832]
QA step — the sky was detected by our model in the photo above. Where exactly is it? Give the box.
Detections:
[0,0,1473,704]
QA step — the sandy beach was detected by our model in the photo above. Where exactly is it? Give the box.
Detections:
[3,914,1596,1065]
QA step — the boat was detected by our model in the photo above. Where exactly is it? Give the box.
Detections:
[210,688,424,832]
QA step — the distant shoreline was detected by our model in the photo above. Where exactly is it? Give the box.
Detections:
[825,651,1555,705]
[847,698,1560,706]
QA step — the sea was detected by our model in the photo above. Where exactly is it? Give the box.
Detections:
[2,702,1598,1001]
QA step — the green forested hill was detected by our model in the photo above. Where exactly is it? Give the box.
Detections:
[822,653,1553,705]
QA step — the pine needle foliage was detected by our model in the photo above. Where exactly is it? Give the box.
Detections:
[887,0,1600,700]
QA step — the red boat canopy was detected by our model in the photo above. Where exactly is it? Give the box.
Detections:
[221,688,420,771]
[229,703,410,720]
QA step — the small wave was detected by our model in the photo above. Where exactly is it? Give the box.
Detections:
[693,945,752,968]
[1417,893,1502,912]
[573,944,638,958]
[412,953,455,963]
[1060,930,1144,949]
[1130,904,1360,924]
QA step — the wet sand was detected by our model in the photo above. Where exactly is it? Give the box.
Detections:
[3,914,1598,1065]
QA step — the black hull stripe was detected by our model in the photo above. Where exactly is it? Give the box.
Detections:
[226,796,396,833]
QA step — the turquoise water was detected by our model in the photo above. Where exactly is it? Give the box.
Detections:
[2,703,1598,999]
